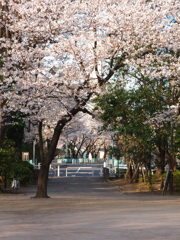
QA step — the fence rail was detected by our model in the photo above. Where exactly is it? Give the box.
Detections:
[66,167,97,177]
[47,166,103,177]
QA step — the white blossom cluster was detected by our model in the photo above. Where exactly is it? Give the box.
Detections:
[145,104,179,128]
[0,0,179,142]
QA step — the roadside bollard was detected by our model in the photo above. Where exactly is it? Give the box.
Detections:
[58,165,60,177]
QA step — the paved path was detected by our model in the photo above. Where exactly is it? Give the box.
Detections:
[0,177,180,240]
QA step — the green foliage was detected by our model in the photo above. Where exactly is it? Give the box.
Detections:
[93,74,178,170]
[0,138,34,186]
[138,174,159,191]
[94,84,156,165]
[108,146,123,159]
[10,161,35,186]
[161,172,167,182]
[162,171,180,192]
[173,171,180,192]
[6,111,25,147]
[150,174,159,184]
[0,138,18,187]
[137,176,153,191]
[0,138,18,172]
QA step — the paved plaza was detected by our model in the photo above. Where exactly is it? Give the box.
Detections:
[0,177,180,240]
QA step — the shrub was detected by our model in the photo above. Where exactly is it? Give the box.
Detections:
[138,174,159,191]
[10,161,35,186]
[173,171,180,192]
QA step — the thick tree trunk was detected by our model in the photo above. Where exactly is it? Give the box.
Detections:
[33,121,65,198]
[33,162,50,198]
[33,106,89,198]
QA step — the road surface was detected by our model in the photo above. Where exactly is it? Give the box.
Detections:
[0,176,180,240]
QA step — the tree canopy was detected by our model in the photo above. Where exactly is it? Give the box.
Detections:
[0,0,179,197]
[94,72,179,185]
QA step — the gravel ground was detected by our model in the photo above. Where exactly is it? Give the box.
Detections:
[0,177,180,240]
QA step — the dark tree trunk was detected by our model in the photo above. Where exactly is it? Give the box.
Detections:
[0,186,5,193]
[33,106,87,198]
[33,162,50,198]
[125,155,133,180]
[103,148,108,159]
[141,166,146,183]
[156,146,166,178]
[33,120,66,198]
[38,121,45,163]
[32,121,48,198]
[130,163,139,183]
[4,170,7,190]
[75,137,86,158]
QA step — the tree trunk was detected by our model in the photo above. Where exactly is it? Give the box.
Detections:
[33,106,86,198]
[125,155,133,180]
[33,120,65,198]
[31,121,49,198]
[33,162,50,198]
[156,146,166,178]
[0,186,5,193]
[141,166,146,183]
[168,154,174,195]
[147,169,153,191]
[130,163,139,183]
[75,137,86,158]
[38,121,45,163]
[4,170,7,189]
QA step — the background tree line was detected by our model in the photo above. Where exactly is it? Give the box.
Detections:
[94,68,179,190]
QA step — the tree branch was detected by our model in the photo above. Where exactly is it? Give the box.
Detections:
[79,107,95,118]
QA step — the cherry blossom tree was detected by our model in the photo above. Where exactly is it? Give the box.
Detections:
[59,112,111,160]
[0,0,179,197]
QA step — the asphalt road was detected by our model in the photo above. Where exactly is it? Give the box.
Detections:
[0,176,180,240]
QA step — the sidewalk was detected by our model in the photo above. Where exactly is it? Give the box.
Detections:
[0,177,180,240]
